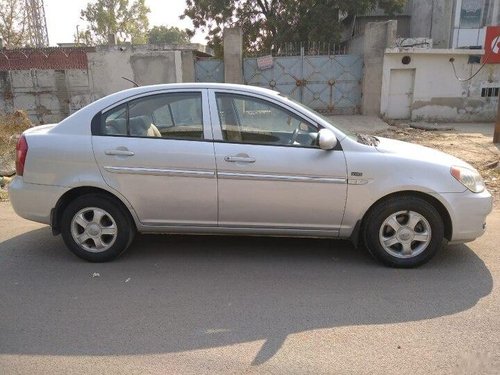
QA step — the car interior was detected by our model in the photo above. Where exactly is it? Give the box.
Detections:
[102,93,203,140]
[216,94,319,147]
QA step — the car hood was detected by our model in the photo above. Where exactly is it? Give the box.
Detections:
[374,137,472,169]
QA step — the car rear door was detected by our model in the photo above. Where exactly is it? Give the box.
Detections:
[92,89,217,227]
[208,89,348,234]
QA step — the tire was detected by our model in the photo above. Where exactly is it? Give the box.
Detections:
[362,196,444,268]
[60,194,135,262]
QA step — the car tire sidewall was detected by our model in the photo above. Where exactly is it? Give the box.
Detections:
[363,197,444,268]
[61,194,134,262]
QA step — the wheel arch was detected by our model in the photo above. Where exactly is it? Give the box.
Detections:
[353,190,452,246]
[51,186,137,235]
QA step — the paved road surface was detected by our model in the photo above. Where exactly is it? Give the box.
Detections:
[0,201,499,374]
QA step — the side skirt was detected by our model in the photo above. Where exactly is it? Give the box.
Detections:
[137,224,342,239]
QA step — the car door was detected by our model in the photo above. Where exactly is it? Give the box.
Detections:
[209,90,348,233]
[92,89,217,227]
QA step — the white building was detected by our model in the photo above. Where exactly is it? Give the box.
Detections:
[347,0,500,49]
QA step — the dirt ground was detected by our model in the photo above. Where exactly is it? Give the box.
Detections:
[370,126,500,203]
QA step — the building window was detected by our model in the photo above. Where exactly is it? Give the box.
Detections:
[460,0,485,29]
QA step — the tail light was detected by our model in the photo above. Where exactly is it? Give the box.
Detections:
[16,135,28,176]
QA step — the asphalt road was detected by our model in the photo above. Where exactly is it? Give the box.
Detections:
[0,201,499,374]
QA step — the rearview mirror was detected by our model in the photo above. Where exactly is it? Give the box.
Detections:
[318,129,337,150]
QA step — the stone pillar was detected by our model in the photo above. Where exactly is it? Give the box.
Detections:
[223,28,243,84]
[181,51,196,82]
[174,51,183,83]
[362,21,397,116]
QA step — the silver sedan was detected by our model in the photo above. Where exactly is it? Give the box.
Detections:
[9,83,493,267]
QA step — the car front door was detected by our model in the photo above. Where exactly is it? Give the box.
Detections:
[92,89,217,227]
[209,90,348,234]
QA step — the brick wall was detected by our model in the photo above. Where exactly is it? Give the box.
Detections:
[0,48,94,71]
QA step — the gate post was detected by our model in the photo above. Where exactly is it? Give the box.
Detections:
[362,20,397,116]
[223,27,244,84]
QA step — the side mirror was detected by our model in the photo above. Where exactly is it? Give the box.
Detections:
[318,129,337,150]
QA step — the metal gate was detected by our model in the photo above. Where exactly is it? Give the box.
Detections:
[243,54,363,114]
[194,59,224,83]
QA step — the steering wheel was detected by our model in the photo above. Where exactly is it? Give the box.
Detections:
[289,126,301,145]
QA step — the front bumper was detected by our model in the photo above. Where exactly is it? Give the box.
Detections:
[8,177,68,225]
[435,189,493,243]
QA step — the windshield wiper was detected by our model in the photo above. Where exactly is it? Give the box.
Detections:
[357,134,380,146]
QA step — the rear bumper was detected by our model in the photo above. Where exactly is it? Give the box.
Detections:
[8,177,68,225]
[435,189,493,243]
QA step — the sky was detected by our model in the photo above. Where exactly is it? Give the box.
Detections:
[44,0,207,46]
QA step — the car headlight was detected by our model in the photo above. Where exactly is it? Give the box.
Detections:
[450,166,485,193]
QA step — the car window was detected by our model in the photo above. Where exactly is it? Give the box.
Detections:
[101,92,203,140]
[215,93,319,147]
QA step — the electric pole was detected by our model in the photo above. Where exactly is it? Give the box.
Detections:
[494,94,500,143]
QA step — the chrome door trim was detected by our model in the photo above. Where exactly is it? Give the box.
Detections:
[217,171,347,184]
[104,166,216,178]
[98,89,214,141]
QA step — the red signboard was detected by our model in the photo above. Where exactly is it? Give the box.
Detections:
[484,26,500,64]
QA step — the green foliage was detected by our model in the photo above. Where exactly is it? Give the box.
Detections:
[182,0,406,55]
[78,0,150,45]
[0,0,28,47]
[147,26,190,44]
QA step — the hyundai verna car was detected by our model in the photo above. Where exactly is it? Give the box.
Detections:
[9,83,493,267]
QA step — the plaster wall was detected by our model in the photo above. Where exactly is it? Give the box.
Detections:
[409,0,454,48]
[88,48,184,98]
[381,49,500,122]
[1,46,191,124]
[0,68,92,124]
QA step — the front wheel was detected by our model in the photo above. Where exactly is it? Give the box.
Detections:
[61,194,135,262]
[362,196,444,268]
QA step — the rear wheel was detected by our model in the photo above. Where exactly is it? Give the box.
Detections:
[61,194,135,262]
[362,196,444,268]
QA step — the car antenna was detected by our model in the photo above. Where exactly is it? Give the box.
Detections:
[121,77,140,87]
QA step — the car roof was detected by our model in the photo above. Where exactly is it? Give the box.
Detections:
[105,82,280,100]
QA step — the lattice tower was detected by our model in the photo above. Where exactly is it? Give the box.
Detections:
[25,0,49,47]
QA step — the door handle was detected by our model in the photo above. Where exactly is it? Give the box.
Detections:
[105,149,135,156]
[224,156,256,163]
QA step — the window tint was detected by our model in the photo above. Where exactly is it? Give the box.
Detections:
[101,92,203,140]
[215,93,318,147]
[102,104,128,136]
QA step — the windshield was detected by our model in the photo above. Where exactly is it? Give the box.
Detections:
[279,94,357,138]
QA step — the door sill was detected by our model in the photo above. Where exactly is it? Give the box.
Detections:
[138,224,340,238]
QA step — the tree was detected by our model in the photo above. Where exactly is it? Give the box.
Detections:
[182,0,406,55]
[147,26,190,44]
[0,0,28,48]
[78,0,150,45]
